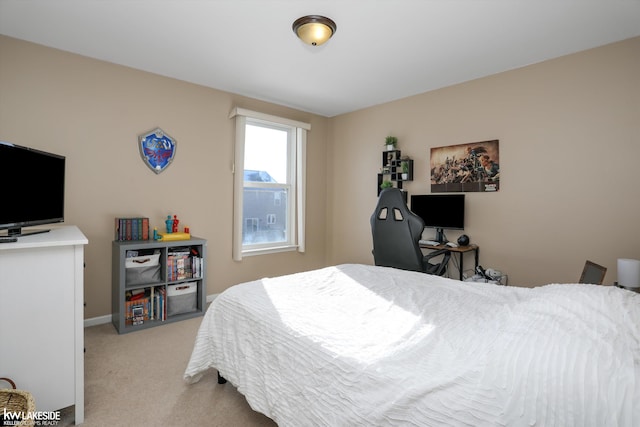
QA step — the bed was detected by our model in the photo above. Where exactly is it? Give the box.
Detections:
[184,263,640,426]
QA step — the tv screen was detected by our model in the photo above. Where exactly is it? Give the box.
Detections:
[410,194,465,242]
[0,141,65,237]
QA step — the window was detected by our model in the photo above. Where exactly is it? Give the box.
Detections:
[231,108,310,260]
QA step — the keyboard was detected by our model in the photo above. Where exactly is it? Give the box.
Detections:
[419,240,440,246]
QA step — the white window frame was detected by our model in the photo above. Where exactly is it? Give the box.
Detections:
[230,107,310,260]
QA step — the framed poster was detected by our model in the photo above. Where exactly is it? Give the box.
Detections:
[430,139,499,192]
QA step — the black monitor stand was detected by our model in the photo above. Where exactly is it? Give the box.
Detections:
[433,228,447,244]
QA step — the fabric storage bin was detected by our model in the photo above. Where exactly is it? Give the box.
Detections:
[167,282,197,316]
[125,252,161,286]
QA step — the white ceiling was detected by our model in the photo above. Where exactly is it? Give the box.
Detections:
[1,1,639,117]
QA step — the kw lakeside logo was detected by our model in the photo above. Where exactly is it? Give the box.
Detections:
[1,408,60,426]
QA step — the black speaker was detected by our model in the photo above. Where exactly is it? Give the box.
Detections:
[457,234,470,246]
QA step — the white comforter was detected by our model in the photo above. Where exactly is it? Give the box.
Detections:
[184,264,640,426]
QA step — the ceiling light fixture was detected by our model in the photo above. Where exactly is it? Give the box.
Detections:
[292,15,337,46]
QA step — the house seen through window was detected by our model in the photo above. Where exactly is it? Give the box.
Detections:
[243,124,289,245]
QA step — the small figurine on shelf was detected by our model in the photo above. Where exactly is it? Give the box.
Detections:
[153,227,159,240]
[157,215,190,241]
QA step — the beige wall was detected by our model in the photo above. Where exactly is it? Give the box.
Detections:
[1,36,639,320]
[0,36,329,319]
[328,37,640,287]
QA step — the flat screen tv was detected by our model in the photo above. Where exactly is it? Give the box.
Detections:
[410,194,465,243]
[0,141,65,237]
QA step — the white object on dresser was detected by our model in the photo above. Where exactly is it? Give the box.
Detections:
[617,258,640,288]
[0,226,87,424]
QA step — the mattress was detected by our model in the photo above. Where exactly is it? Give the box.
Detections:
[185,264,640,426]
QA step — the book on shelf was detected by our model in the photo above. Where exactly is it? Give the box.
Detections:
[125,286,167,326]
[126,298,149,326]
[167,246,203,282]
[115,217,150,241]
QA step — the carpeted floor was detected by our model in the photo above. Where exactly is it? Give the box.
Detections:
[58,316,276,426]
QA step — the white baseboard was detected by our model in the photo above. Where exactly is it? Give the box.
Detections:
[83,293,219,328]
[84,314,112,327]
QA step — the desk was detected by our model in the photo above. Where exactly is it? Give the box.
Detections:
[420,243,479,280]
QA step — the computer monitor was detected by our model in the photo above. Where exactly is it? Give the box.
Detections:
[410,194,465,243]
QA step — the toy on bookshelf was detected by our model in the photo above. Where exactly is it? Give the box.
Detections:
[158,214,191,241]
[158,231,191,241]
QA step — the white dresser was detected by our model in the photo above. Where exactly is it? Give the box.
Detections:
[0,226,87,424]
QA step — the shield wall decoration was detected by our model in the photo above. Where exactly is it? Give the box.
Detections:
[138,128,176,174]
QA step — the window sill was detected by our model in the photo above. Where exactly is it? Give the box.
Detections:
[241,244,299,258]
